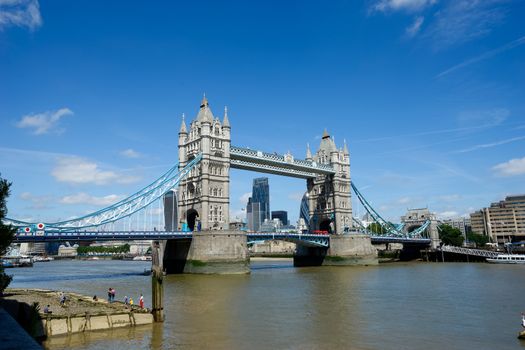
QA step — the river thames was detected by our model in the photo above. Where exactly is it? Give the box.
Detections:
[7,259,525,350]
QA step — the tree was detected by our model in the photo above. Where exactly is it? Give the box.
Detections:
[0,174,16,293]
[367,222,387,234]
[467,231,489,248]
[438,224,464,247]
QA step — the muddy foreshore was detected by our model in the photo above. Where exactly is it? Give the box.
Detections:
[1,288,153,338]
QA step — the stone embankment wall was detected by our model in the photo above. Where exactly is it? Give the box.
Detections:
[41,310,153,336]
[2,289,153,338]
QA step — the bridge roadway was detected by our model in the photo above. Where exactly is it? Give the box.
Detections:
[12,231,431,247]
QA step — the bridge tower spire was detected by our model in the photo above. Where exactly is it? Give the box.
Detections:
[306,143,312,161]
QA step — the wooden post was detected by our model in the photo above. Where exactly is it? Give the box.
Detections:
[151,240,164,322]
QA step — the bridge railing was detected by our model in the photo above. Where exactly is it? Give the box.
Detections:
[440,245,498,258]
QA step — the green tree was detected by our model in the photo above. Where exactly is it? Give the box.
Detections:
[0,174,16,293]
[367,222,387,234]
[438,224,464,247]
[467,231,489,248]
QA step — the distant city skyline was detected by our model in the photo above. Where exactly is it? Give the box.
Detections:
[1,1,525,226]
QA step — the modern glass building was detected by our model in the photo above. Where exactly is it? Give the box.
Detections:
[163,190,178,231]
[300,192,310,227]
[246,177,270,231]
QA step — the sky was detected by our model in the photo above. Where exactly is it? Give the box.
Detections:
[1,0,524,226]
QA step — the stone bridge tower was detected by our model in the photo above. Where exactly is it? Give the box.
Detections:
[177,96,231,231]
[306,130,352,234]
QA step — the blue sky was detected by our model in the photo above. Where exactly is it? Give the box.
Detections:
[1,0,524,226]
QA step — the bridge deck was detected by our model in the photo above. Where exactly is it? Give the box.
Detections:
[13,231,431,246]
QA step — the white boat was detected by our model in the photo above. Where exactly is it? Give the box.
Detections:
[33,256,54,262]
[133,255,152,261]
[486,254,525,264]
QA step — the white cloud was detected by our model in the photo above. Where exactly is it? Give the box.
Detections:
[51,156,141,185]
[60,192,125,206]
[437,210,459,219]
[406,16,424,37]
[120,149,141,158]
[239,192,251,204]
[397,197,411,204]
[288,192,305,202]
[19,191,53,209]
[492,156,525,177]
[454,135,525,153]
[16,108,73,135]
[457,108,509,128]
[425,0,508,49]
[372,0,436,12]
[438,194,461,202]
[437,35,525,78]
[0,0,42,30]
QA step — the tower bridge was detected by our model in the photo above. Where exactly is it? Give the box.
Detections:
[5,96,432,275]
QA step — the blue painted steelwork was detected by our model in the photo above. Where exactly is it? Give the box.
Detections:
[351,182,430,238]
[14,231,193,242]
[230,146,335,179]
[395,223,405,231]
[247,232,330,247]
[13,229,430,246]
[4,154,203,231]
[370,236,431,245]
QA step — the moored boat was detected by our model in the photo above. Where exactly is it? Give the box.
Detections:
[133,255,152,261]
[33,255,54,262]
[486,254,525,264]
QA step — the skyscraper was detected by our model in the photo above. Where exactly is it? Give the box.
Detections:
[246,177,270,231]
[163,190,178,231]
[271,211,288,226]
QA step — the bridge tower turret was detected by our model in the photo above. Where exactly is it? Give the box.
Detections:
[178,114,188,164]
[307,130,352,234]
[177,96,231,231]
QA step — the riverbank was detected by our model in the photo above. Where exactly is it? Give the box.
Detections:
[1,288,153,338]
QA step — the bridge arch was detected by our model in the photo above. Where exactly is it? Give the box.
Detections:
[319,219,333,234]
[186,209,199,231]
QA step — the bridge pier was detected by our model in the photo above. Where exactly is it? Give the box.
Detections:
[163,231,250,274]
[294,234,378,267]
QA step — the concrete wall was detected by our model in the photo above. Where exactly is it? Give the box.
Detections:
[163,231,250,274]
[41,312,153,336]
[294,234,378,266]
[250,240,296,255]
[2,298,153,338]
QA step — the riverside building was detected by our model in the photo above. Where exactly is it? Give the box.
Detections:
[470,195,525,243]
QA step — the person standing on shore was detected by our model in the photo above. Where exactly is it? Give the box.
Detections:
[111,288,116,302]
[129,297,134,306]
[124,295,128,305]
[139,294,144,308]
[108,288,112,302]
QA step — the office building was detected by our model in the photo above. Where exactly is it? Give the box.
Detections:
[470,195,525,243]
[271,211,288,226]
[163,190,178,231]
[246,177,270,231]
